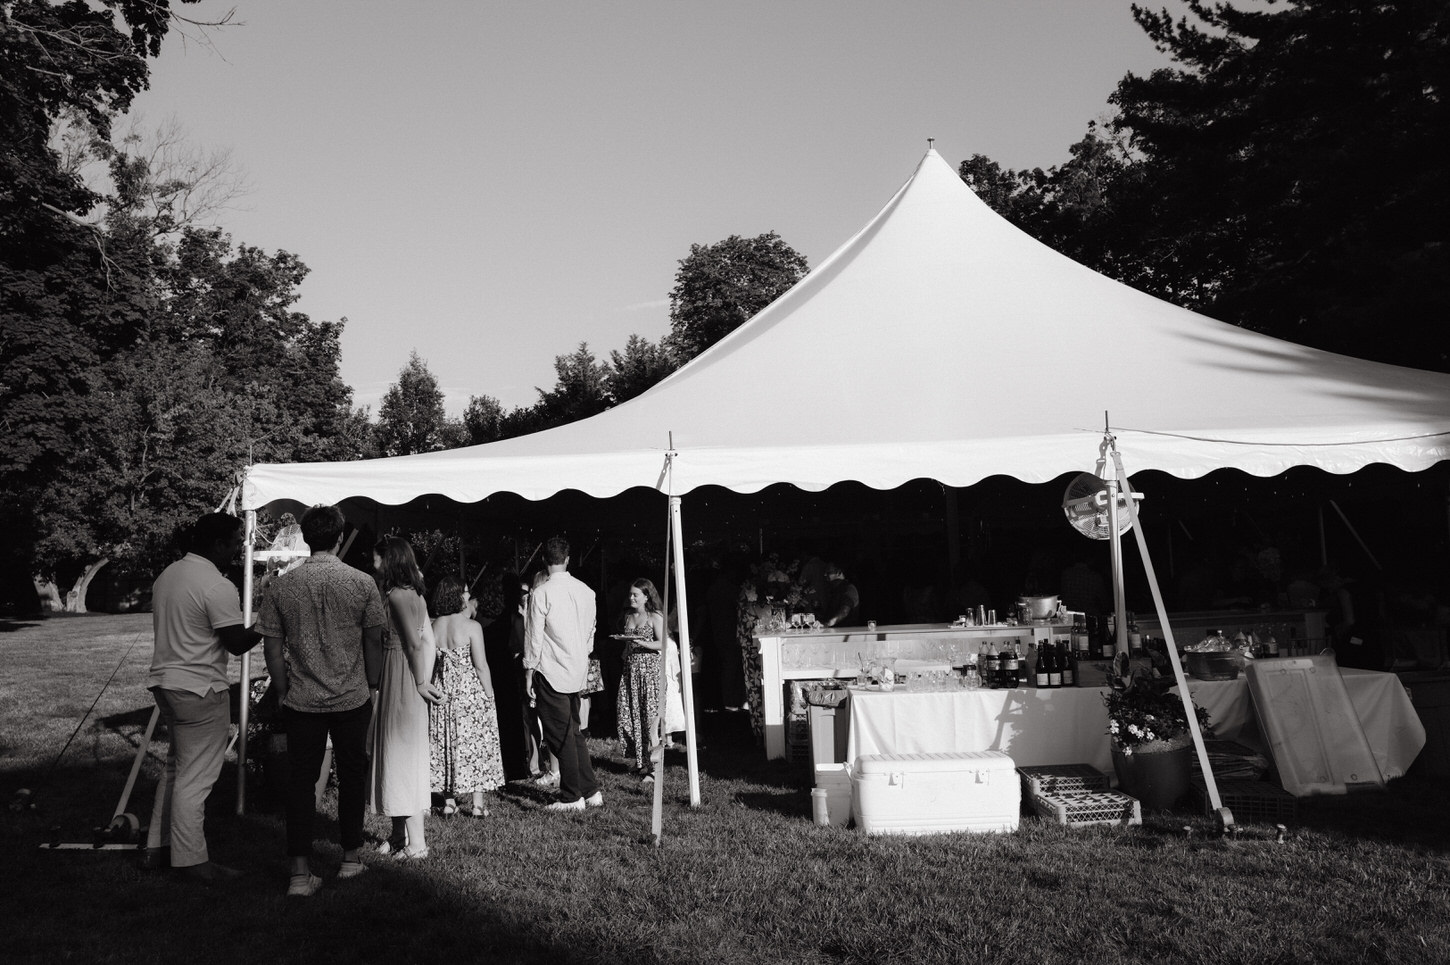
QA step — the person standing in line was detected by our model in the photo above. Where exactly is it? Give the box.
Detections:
[524,537,602,811]
[428,575,505,817]
[143,512,261,881]
[259,505,384,898]
[369,536,443,859]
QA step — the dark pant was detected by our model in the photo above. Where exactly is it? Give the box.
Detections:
[283,700,371,857]
[534,675,597,801]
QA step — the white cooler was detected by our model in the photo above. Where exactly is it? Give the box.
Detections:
[852,751,1020,835]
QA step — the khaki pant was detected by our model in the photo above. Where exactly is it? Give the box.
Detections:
[146,687,230,867]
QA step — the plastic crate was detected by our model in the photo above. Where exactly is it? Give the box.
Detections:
[785,714,811,765]
[1191,739,1270,782]
[1190,776,1297,825]
[1032,789,1142,828]
[1017,763,1111,801]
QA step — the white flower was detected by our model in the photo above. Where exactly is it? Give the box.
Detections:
[1128,724,1143,738]
[1109,720,1119,734]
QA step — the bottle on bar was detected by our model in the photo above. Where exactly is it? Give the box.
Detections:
[1060,640,1076,687]
[1104,612,1118,656]
[1087,614,1103,660]
[1047,641,1063,688]
[982,642,1000,689]
[1072,614,1090,659]
[1034,642,1051,688]
[1127,612,1143,656]
[1000,640,1020,689]
[1016,641,1031,687]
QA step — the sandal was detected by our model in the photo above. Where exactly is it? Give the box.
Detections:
[393,846,429,862]
[376,837,406,856]
[440,799,458,818]
[468,805,488,818]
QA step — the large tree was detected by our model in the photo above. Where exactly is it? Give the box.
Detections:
[605,333,676,406]
[666,231,808,361]
[2,4,369,611]
[1108,0,1449,368]
[962,2,1447,372]
[375,351,450,457]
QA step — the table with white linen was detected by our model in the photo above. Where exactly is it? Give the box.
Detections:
[844,668,1424,780]
[846,684,1118,774]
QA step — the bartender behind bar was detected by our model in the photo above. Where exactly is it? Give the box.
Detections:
[821,561,861,627]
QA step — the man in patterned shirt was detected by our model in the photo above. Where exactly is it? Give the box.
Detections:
[259,505,383,897]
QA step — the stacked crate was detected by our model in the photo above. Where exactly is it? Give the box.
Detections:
[1018,763,1142,828]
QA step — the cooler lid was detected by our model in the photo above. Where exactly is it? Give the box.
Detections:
[855,751,1014,774]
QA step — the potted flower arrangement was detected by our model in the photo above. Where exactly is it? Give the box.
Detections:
[1103,651,1214,810]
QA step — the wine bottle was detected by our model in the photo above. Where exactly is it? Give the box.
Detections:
[1060,640,1076,687]
[1000,641,1020,689]
[1034,643,1051,688]
[1047,640,1063,688]
[982,643,1000,689]
[1127,612,1143,656]
[1072,615,1090,659]
[1016,641,1031,687]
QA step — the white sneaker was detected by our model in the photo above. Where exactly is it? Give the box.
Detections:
[532,771,560,788]
[286,873,322,897]
[544,797,585,812]
[584,791,604,808]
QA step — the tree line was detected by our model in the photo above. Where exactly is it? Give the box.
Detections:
[370,231,809,457]
[4,0,1444,611]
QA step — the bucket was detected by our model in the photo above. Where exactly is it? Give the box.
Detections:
[815,763,852,827]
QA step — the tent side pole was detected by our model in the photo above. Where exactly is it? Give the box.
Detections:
[237,508,256,816]
[670,496,702,807]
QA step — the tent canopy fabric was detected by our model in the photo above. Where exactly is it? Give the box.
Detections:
[242,149,1450,511]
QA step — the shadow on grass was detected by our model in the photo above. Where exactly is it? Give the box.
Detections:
[5,769,650,965]
[0,619,42,634]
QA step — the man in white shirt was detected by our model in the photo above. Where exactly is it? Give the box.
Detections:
[524,537,601,811]
[144,513,260,880]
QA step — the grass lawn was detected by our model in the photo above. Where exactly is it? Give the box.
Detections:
[3,613,1450,964]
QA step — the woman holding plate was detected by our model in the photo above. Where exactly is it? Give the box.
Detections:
[614,578,682,779]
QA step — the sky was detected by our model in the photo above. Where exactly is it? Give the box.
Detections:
[131,1,1177,415]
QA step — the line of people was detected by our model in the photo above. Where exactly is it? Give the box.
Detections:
[143,507,683,897]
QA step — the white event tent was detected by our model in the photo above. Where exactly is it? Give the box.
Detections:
[238,148,1450,808]
[245,148,1450,509]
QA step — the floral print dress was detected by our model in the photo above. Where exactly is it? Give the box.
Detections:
[429,647,505,796]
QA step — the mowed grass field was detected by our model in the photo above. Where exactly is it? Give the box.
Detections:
[3,613,1450,965]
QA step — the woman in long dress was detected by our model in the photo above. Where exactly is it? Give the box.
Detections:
[428,575,505,817]
[615,578,684,779]
[369,537,441,860]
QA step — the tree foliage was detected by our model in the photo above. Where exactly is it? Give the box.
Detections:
[666,231,808,360]
[605,333,675,406]
[1106,0,1450,367]
[1,4,358,608]
[376,350,450,457]
[964,1,1449,372]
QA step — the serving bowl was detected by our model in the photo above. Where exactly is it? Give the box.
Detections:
[1018,595,1060,620]
[1185,650,1242,681]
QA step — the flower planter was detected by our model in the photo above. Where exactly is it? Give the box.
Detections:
[1111,739,1192,811]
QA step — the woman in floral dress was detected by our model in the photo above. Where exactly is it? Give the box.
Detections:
[616,578,668,778]
[428,576,505,817]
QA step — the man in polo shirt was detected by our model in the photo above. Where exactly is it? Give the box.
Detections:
[524,537,602,811]
[144,512,260,880]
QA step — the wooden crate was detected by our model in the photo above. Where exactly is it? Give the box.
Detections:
[1032,789,1141,828]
